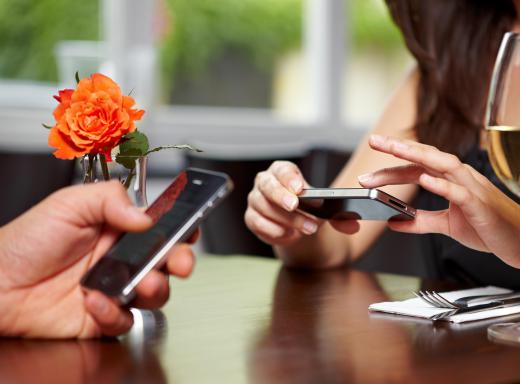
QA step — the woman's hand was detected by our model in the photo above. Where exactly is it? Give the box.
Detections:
[245,161,362,248]
[358,134,520,266]
[0,181,197,338]
[245,161,324,246]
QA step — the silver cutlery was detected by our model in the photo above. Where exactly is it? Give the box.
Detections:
[414,290,520,309]
[429,301,520,322]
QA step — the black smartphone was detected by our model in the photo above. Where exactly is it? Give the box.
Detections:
[298,188,416,221]
[81,168,233,304]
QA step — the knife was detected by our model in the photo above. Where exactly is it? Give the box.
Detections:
[430,300,520,322]
[458,292,520,308]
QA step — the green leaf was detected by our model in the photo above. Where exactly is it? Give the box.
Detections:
[115,131,201,169]
[115,130,150,170]
[42,123,53,129]
[145,144,203,156]
[75,71,80,84]
[120,130,150,154]
[115,148,142,170]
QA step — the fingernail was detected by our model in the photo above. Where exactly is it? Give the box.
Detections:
[370,134,385,146]
[302,220,318,235]
[283,195,298,211]
[357,173,373,184]
[289,179,303,194]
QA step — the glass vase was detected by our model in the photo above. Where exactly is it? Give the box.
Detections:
[81,155,149,207]
[80,154,163,332]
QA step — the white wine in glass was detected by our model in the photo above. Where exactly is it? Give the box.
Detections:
[486,32,520,198]
[486,32,520,345]
[487,126,520,197]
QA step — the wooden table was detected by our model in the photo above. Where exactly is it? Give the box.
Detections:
[1,256,520,383]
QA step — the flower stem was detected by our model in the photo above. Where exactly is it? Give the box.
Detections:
[99,154,110,181]
[124,167,135,189]
[84,154,95,183]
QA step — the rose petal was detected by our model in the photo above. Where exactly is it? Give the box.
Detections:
[48,73,145,159]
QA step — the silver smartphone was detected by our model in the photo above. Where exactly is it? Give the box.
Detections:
[81,168,233,304]
[298,188,416,221]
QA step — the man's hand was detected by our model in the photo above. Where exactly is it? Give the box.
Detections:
[0,181,197,338]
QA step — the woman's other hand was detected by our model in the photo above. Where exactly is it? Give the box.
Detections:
[359,135,520,266]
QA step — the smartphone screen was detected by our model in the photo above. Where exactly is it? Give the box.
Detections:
[81,168,232,302]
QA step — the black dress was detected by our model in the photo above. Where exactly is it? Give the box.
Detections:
[415,146,520,289]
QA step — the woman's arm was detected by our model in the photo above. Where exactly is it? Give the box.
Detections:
[245,69,421,269]
[274,70,420,268]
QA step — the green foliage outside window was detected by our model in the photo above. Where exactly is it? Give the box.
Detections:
[0,0,99,82]
[161,0,302,81]
[0,0,402,83]
[351,0,404,53]
[162,0,403,81]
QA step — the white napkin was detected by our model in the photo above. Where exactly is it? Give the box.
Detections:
[369,286,520,323]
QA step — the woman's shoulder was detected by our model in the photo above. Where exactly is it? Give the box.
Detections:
[371,67,419,139]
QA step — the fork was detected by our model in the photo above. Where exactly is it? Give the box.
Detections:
[413,290,520,309]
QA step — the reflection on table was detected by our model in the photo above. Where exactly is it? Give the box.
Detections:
[1,256,520,384]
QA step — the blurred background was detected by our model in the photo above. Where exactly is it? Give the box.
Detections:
[0,0,421,270]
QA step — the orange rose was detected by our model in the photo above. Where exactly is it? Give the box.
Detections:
[48,73,145,160]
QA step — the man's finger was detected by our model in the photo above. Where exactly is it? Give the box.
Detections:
[186,229,200,244]
[132,270,170,309]
[84,291,133,337]
[53,181,153,232]
[164,243,196,278]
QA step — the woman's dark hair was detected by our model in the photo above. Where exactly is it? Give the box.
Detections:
[385,0,516,156]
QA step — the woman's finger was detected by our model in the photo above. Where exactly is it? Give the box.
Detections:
[245,207,296,241]
[256,228,302,247]
[358,164,427,188]
[417,173,496,246]
[465,163,500,191]
[255,171,299,212]
[269,161,307,194]
[329,219,361,235]
[388,208,487,251]
[132,270,170,309]
[418,173,485,218]
[248,189,319,235]
[387,209,450,235]
[368,135,481,191]
[84,291,134,337]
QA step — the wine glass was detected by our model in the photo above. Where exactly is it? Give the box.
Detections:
[486,32,520,197]
[485,32,520,345]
